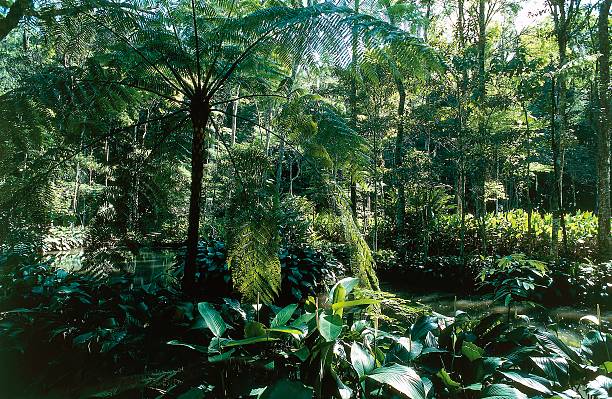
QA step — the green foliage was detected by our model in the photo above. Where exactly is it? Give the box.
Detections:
[225,146,282,303]
[426,209,603,260]
[479,253,551,311]
[176,239,346,302]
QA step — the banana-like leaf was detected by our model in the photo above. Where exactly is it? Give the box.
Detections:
[222,336,279,347]
[499,371,553,395]
[331,299,380,312]
[197,302,227,338]
[367,364,426,399]
[480,384,527,399]
[318,313,343,342]
[271,304,298,327]
[350,342,375,378]
[266,326,303,335]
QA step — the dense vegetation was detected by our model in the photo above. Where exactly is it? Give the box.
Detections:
[0,0,611,398]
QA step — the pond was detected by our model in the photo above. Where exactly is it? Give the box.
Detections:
[43,248,180,284]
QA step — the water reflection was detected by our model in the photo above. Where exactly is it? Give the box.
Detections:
[43,248,180,284]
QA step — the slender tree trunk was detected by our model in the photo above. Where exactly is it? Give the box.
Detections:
[597,0,611,257]
[183,104,210,294]
[349,0,360,221]
[476,0,488,255]
[522,102,533,242]
[550,74,561,259]
[457,0,467,260]
[394,77,406,254]
[231,85,240,146]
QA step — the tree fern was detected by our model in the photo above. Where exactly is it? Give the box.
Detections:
[224,145,282,303]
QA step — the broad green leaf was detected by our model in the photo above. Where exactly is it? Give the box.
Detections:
[331,299,380,312]
[260,379,313,399]
[437,368,461,390]
[499,371,553,395]
[350,342,375,378]
[480,383,527,399]
[291,312,316,330]
[245,321,266,338]
[586,375,612,399]
[462,341,485,361]
[167,340,209,353]
[367,364,426,399]
[411,316,438,341]
[271,304,298,328]
[266,326,303,335]
[329,277,360,301]
[197,302,226,338]
[292,346,310,361]
[531,356,569,385]
[222,336,278,347]
[318,313,343,342]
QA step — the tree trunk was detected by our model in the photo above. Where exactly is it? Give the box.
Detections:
[597,0,611,257]
[394,77,406,253]
[183,105,210,294]
[476,0,488,255]
[231,85,240,146]
[522,103,533,243]
[550,74,561,259]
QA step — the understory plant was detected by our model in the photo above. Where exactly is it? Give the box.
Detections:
[479,253,551,320]
[164,277,612,398]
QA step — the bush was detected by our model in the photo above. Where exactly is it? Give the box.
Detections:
[174,239,347,303]
[423,209,602,260]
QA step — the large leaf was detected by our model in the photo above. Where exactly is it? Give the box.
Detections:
[222,336,279,347]
[386,337,424,363]
[266,326,303,335]
[581,330,612,366]
[351,342,375,378]
[462,341,484,361]
[167,340,209,353]
[245,321,267,338]
[331,299,380,312]
[530,356,569,386]
[318,313,343,342]
[534,331,581,364]
[586,375,612,399]
[271,304,298,328]
[499,371,553,395]
[367,364,426,399]
[197,302,227,338]
[260,379,313,399]
[328,277,361,301]
[437,368,461,390]
[411,316,438,342]
[479,383,527,399]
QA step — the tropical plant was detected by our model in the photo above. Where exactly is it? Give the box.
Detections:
[479,253,551,319]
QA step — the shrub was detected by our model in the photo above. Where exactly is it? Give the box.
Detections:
[173,239,347,303]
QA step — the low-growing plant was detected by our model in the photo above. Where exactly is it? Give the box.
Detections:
[479,253,551,320]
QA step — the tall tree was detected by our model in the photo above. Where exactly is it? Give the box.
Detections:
[596,0,611,256]
[547,0,580,258]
